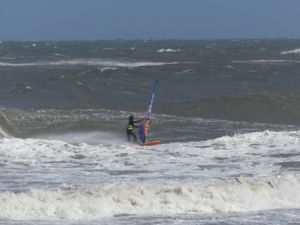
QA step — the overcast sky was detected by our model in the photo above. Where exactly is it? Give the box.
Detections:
[0,0,300,40]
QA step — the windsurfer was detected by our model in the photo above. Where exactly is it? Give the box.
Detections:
[126,115,140,142]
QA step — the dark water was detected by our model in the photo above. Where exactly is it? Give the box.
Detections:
[1,39,300,139]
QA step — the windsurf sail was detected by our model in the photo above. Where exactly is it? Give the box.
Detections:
[138,80,159,143]
[146,80,158,119]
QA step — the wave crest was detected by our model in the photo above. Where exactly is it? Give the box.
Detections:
[0,59,177,68]
[281,48,300,55]
[0,175,299,220]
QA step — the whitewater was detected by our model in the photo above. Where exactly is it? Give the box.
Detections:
[0,130,300,223]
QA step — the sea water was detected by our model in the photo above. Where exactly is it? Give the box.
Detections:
[0,40,300,224]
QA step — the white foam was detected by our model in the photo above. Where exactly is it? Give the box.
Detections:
[104,47,116,50]
[0,126,10,138]
[211,130,300,153]
[0,111,12,138]
[232,59,300,64]
[0,130,299,173]
[157,48,181,53]
[0,59,178,68]
[98,67,118,72]
[0,130,299,188]
[0,129,299,221]
[281,48,300,55]
[32,130,125,145]
[0,175,299,220]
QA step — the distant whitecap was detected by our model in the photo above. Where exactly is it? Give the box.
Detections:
[157,48,181,53]
[0,59,178,68]
[281,48,300,55]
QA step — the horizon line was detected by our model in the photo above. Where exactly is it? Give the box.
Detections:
[1,37,299,42]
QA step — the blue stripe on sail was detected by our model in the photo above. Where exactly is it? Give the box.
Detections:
[146,80,158,118]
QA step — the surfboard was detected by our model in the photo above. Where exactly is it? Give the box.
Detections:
[141,140,161,146]
[138,80,160,146]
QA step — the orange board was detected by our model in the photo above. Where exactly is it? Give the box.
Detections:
[141,140,161,146]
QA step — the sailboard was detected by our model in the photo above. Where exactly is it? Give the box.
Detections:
[138,80,160,146]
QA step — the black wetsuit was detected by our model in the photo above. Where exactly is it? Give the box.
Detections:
[127,119,139,142]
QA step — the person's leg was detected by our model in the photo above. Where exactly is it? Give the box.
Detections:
[127,131,131,141]
[132,132,137,142]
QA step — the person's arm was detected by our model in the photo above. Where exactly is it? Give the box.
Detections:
[133,123,139,128]
[133,120,141,128]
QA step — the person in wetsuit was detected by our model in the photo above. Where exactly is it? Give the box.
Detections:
[126,115,140,142]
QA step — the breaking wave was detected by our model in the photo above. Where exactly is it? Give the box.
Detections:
[0,111,12,138]
[232,59,300,64]
[157,48,181,53]
[0,175,299,220]
[0,59,178,68]
[0,130,300,187]
[281,48,300,55]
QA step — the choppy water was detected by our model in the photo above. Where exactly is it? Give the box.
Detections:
[1,39,300,224]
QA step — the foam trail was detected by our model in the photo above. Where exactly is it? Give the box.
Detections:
[98,67,117,72]
[157,48,181,53]
[0,126,10,138]
[0,175,299,220]
[0,59,178,68]
[281,48,300,55]
[232,59,300,64]
[0,111,12,138]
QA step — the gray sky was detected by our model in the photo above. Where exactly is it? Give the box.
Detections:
[0,0,300,40]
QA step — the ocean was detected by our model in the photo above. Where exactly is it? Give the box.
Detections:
[0,39,300,224]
